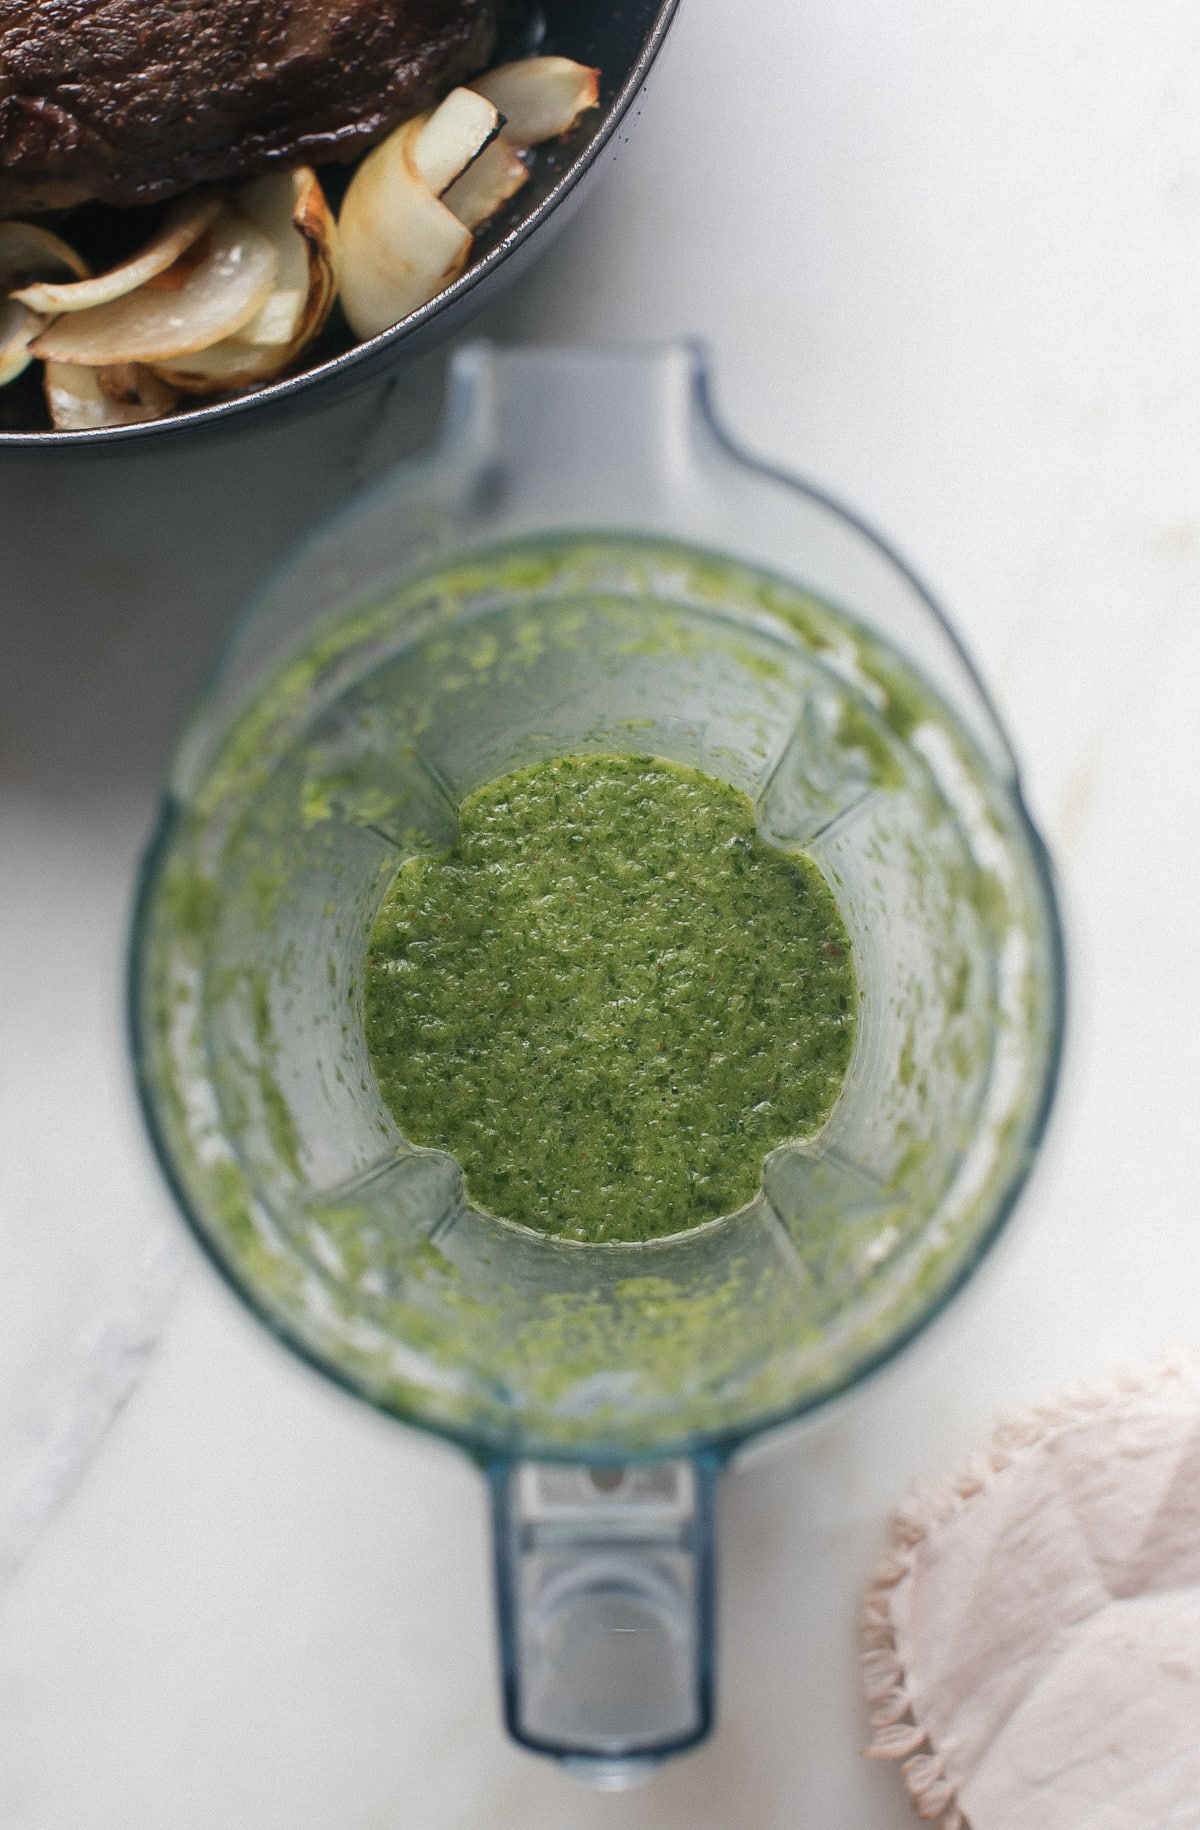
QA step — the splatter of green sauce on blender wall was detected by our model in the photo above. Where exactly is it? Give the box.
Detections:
[363,754,856,1244]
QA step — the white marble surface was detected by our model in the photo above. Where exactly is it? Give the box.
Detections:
[4,1,1200,1823]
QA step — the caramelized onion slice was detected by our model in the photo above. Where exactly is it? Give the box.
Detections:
[44,360,178,430]
[443,138,529,231]
[469,57,600,149]
[149,169,339,394]
[410,86,501,196]
[0,221,90,293]
[338,113,473,340]
[148,172,338,393]
[148,337,292,394]
[0,298,45,386]
[13,196,221,314]
[231,168,338,348]
[32,212,278,365]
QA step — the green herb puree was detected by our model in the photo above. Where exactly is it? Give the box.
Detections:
[363,755,856,1243]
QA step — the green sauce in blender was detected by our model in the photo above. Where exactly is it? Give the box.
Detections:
[363,754,856,1244]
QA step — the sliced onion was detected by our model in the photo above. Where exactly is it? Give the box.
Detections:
[0,221,90,293]
[232,288,305,348]
[12,195,220,315]
[410,86,501,195]
[31,211,278,365]
[147,337,292,394]
[229,167,338,349]
[150,170,339,394]
[443,137,529,231]
[0,297,45,386]
[469,57,600,149]
[338,114,473,339]
[44,361,179,430]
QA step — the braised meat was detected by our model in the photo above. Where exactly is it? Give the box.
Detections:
[0,0,498,212]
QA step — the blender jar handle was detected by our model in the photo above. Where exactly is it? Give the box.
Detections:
[488,1455,718,1783]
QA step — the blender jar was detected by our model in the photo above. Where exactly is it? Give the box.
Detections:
[130,342,1064,1781]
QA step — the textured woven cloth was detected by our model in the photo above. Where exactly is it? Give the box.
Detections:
[862,1357,1200,1830]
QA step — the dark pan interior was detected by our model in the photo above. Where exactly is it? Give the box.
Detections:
[0,0,678,447]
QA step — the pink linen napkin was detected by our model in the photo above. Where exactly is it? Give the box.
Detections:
[862,1356,1200,1829]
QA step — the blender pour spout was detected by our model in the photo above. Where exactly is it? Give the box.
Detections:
[436,338,712,538]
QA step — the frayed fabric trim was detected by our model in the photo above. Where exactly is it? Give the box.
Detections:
[858,1352,1198,1830]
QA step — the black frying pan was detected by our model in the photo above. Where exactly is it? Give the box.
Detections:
[0,0,680,450]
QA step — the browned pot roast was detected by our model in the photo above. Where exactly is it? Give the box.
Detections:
[0,0,497,212]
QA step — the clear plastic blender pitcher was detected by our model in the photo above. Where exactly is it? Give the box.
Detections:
[130,343,1064,1783]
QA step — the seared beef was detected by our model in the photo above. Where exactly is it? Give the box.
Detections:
[0,0,497,212]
